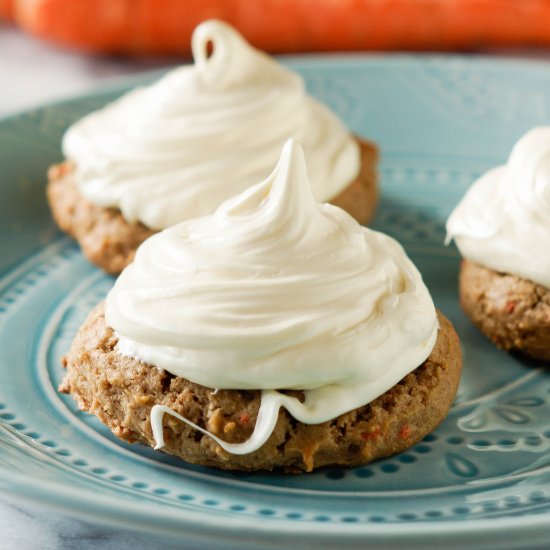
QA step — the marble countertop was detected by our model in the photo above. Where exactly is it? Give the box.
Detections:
[2,20,549,550]
[0,497,190,550]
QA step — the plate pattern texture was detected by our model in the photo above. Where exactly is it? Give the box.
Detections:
[1,56,550,548]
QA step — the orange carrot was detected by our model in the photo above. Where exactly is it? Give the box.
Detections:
[10,0,550,55]
[0,0,15,20]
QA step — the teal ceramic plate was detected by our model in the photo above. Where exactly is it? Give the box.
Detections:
[1,56,550,549]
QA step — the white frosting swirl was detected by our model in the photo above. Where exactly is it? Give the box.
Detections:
[106,140,438,454]
[62,19,360,230]
[447,127,550,288]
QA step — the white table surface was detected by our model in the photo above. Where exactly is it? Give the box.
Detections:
[1,20,549,550]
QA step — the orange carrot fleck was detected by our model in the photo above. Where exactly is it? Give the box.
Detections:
[361,425,382,441]
[505,301,517,314]
[400,425,412,440]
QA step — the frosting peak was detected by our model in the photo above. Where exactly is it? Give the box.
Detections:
[217,139,320,237]
[447,127,550,287]
[62,20,360,230]
[191,20,293,91]
[106,139,438,445]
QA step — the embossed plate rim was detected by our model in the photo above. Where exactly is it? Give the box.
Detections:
[2,467,550,549]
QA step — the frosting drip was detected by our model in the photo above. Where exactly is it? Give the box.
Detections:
[107,139,438,454]
[62,20,359,230]
[447,127,550,288]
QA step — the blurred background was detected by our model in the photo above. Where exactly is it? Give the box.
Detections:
[2,0,550,117]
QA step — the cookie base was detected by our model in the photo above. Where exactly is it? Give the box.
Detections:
[460,260,550,361]
[60,304,462,473]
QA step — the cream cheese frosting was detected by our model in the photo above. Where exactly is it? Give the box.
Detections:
[106,139,438,455]
[62,19,360,231]
[446,127,550,288]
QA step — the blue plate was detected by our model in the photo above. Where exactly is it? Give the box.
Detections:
[1,56,550,549]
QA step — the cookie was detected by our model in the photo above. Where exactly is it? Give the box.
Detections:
[47,138,378,275]
[460,259,550,361]
[60,303,462,473]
